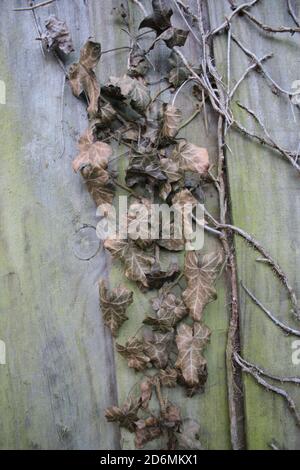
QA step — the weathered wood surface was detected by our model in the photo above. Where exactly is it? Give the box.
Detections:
[208,0,300,450]
[1,0,299,450]
[0,0,126,450]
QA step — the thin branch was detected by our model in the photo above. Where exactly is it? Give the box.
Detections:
[287,0,300,27]
[241,282,300,336]
[235,101,300,172]
[235,353,300,385]
[229,53,272,99]
[234,352,300,427]
[172,0,202,44]
[209,0,260,36]
[204,209,299,318]
[243,9,300,33]
[232,33,300,98]
[13,0,55,11]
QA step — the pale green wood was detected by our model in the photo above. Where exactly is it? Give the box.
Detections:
[0,0,128,450]
[208,0,300,450]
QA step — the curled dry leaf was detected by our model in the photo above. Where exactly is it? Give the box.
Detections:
[162,104,182,139]
[162,401,181,430]
[159,367,178,387]
[172,141,210,176]
[143,331,173,369]
[41,16,74,55]
[139,0,173,36]
[175,322,211,392]
[99,280,133,337]
[72,128,115,206]
[168,50,190,88]
[72,128,112,173]
[128,43,149,78]
[157,27,189,49]
[134,417,162,449]
[104,238,156,287]
[103,75,150,114]
[116,336,150,371]
[140,377,154,409]
[126,155,167,188]
[69,41,101,116]
[105,396,140,432]
[144,287,187,332]
[183,251,222,322]
[145,262,179,290]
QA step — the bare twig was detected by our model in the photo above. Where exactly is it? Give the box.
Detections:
[14,0,55,11]
[241,282,300,336]
[209,0,260,36]
[204,209,299,318]
[235,353,300,385]
[229,53,272,99]
[172,0,202,44]
[243,9,300,33]
[234,352,300,427]
[235,101,300,172]
[232,33,300,98]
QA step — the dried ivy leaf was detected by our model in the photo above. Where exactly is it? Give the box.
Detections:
[159,367,178,387]
[143,331,173,369]
[128,43,149,78]
[167,50,190,88]
[140,377,154,409]
[72,128,112,174]
[175,322,211,391]
[158,27,189,49]
[160,157,182,183]
[145,262,179,290]
[103,76,150,114]
[104,238,156,287]
[162,104,181,139]
[176,419,203,450]
[99,280,133,337]
[139,0,173,36]
[172,141,210,176]
[135,417,162,449]
[126,155,167,188]
[183,251,222,322]
[116,336,150,371]
[130,80,151,114]
[69,41,101,116]
[105,396,140,432]
[144,287,187,332]
[162,401,181,430]
[42,16,74,55]
[72,129,115,206]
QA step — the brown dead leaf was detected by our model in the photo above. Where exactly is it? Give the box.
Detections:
[99,280,133,337]
[172,141,210,176]
[162,401,181,430]
[144,287,187,332]
[42,16,74,55]
[134,417,162,449]
[159,367,178,387]
[69,41,101,116]
[139,0,173,36]
[175,322,211,390]
[105,396,140,432]
[143,331,173,369]
[116,336,150,371]
[140,377,154,409]
[104,238,156,287]
[162,104,181,139]
[72,128,112,173]
[183,251,222,321]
